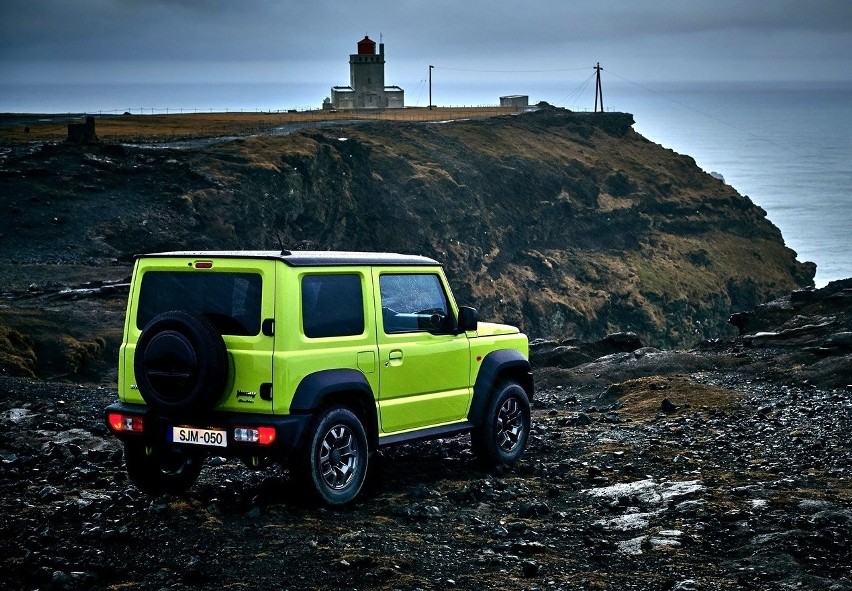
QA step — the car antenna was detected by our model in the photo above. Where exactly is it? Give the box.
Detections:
[276,232,291,256]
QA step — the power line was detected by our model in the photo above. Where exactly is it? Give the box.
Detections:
[555,71,596,108]
[432,66,592,74]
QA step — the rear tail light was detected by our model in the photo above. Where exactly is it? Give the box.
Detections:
[108,412,144,433]
[233,426,276,445]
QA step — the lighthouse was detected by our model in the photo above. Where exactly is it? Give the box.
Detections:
[329,36,404,110]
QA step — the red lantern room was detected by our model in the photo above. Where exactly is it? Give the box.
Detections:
[357,36,376,55]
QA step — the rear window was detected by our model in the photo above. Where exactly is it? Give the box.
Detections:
[136,271,262,336]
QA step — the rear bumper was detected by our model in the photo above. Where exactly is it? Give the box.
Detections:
[105,402,310,456]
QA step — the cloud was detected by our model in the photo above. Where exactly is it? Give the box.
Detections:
[1,0,850,84]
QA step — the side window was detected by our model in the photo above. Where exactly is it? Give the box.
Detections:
[301,274,365,338]
[379,274,452,334]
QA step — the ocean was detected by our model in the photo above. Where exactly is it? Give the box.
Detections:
[610,80,852,289]
[1,79,849,287]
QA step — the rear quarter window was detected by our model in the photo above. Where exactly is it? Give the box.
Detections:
[136,271,262,336]
[301,274,365,338]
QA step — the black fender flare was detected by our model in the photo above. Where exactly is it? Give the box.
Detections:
[289,369,379,449]
[468,349,533,427]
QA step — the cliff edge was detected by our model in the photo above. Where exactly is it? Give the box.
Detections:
[0,108,815,377]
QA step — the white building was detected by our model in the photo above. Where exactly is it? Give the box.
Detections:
[500,95,529,108]
[329,36,404,110]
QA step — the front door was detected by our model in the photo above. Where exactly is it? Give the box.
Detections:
[373,270,471,433]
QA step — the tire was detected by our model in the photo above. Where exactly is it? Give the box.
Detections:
[134,310,228,417]
[124,441,204,495]
[294,407,369,506]
[472,381,531,468]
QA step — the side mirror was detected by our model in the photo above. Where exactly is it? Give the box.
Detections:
[457,306,478,333]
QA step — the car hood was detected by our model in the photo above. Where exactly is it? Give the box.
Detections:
[475,322,520,336]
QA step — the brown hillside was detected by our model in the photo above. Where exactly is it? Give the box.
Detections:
[0,107,814,377]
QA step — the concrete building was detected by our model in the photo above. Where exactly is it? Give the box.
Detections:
[500,95,529,108]
[328,36,404,110]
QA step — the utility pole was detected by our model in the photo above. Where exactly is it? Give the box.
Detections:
[429,65,434,110]
[594,62,604,113]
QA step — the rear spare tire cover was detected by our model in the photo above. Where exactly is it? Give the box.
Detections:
[134,310,228,416]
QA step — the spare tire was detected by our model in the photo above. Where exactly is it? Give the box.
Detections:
[134,310,228,417]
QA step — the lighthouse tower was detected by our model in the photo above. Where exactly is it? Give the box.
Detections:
[329,36,404,110]
[350,36,385,107]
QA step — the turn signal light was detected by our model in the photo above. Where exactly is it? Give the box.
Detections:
[234,426,276,445]
[107,413,144,433]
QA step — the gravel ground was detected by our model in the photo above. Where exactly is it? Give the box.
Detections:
[1,352,850,591]
[1,282,850,591]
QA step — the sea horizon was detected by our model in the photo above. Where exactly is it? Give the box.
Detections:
[1,79,849,287]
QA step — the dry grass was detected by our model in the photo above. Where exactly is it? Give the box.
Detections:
[0,107,517,144]
[609,375,741,420]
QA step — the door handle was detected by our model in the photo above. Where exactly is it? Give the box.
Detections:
[386,349,403,367]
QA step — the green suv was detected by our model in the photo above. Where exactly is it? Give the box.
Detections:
[106,251,532,505]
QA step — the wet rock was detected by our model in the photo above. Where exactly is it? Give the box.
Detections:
[1,407,37,424]
[518,501,550,518]
[533,344,593,368]
[798,499,831,514]
[51,570,72,589]
[596,510,657,532]
[674,500,706,517]
[649,529,684,549]
[38,485,64,502]
[822,331,852,351]
[744,322,835,348]
[587,465,603,479]
[513,540,547,555]
[182,555,212,584]
[530,333,642,369]
[568,412,593,426]
[246,507,261,518]
[521,559,540,577]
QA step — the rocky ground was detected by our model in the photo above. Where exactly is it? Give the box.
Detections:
[1,282,850,591]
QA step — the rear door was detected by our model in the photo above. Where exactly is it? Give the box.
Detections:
[372,268,471,433]
[125,256,277,414]
[277,268,379,409]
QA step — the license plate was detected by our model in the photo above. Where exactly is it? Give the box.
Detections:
[169,426,227,448]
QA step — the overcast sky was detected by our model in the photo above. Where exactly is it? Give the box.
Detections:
[2,0,850,81]
[1,0,850,111]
